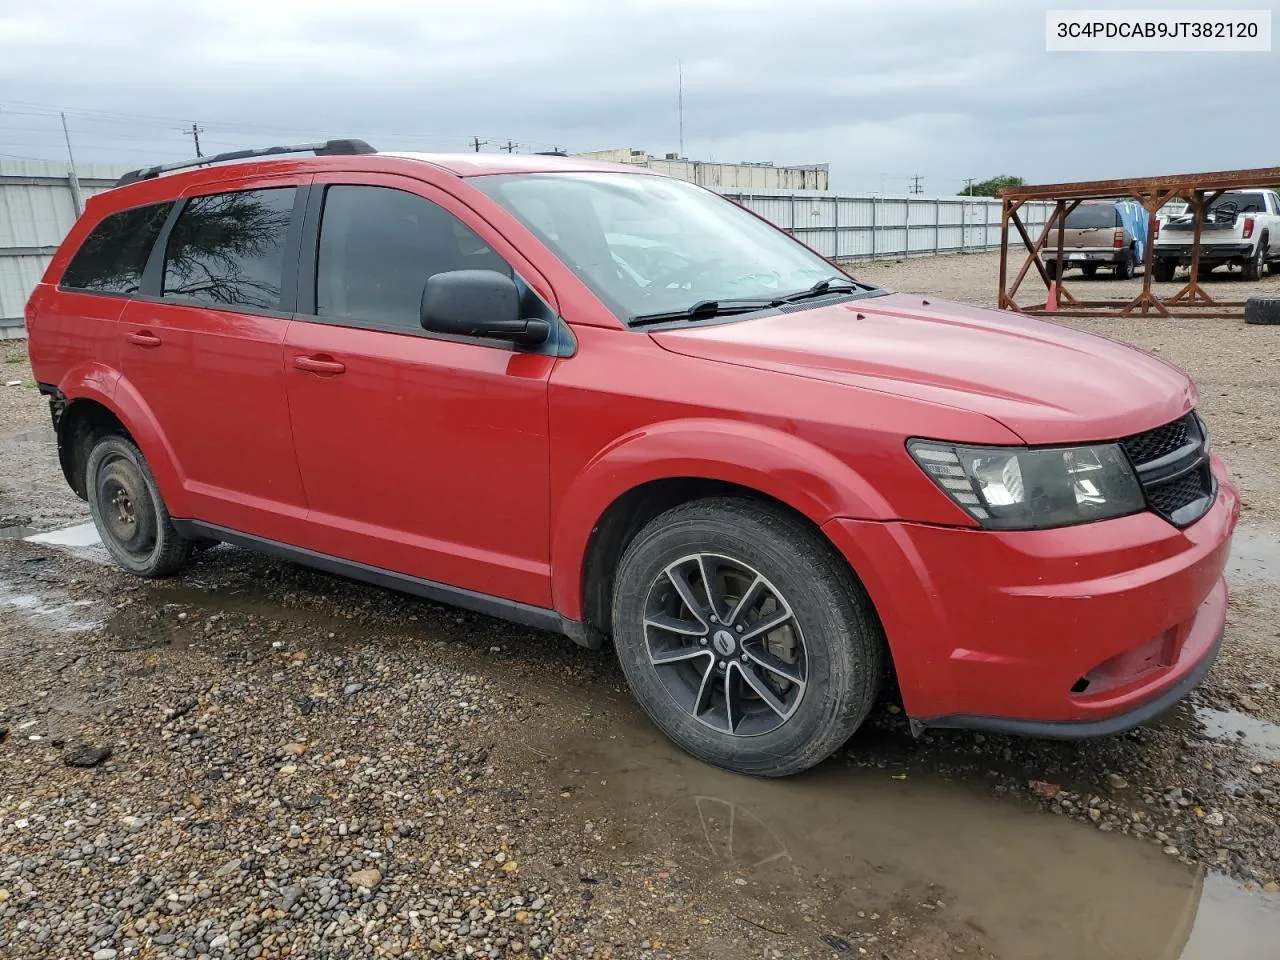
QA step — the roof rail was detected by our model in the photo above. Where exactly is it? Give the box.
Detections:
[115,139,377,187]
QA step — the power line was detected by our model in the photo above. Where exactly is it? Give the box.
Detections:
[471,136,487,153]
[501,140,517,153]
[909,174,924,195]
[0,100,567,152]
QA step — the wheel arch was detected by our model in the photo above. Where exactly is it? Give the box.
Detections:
[553,419,895,639]
[52,368,189,514]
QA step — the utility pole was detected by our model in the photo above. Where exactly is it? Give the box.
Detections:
[963,177,975,196]
[501,140,517,153]
[910,174,923,195]
[59,112,84,216]
[677,60,684,159]
[184,122,204,158]
[471,136,487,153]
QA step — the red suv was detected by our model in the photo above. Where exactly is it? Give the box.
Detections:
[26,141,1240,776]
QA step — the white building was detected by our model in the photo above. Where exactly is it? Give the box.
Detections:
[574,148,829,192]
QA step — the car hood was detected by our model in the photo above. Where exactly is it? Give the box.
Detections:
[649,293,1197,444]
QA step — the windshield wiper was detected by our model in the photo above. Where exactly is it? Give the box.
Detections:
[629,297,784,326]
[778,276,877,303]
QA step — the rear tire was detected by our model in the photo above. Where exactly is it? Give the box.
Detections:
[1152,258,1177,282]
[611,497,884,777]
[1243,243,1265,282]
[1114,250,1134,280]
[86,435,191,578]
[1081,264,1099,279]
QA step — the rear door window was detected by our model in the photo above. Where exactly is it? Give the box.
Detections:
[1065,205,1119,229]
[162,187,297,310]
[313,185,511,332]
[60,202,173,294]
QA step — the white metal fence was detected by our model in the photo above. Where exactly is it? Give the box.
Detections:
[1,163,1052,337]
[722,190,1055,262]
[1,159,131,336]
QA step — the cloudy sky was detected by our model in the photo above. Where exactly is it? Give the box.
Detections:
[1,0,1275,194]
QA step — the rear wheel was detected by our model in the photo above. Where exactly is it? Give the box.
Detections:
[1081,264,1099,279]
[1243,243,1265,282]
[1152,258,1177,282]
[1114,249,1134,280]
[611,498,884,777]
[86,435,191,577]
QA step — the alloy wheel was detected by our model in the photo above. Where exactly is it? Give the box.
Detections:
[642,553,807,736]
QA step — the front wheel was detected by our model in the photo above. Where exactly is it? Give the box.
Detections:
[611,498,884,777]
[86,435,192,577]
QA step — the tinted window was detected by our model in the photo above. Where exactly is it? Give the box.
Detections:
[315,185,511,330]
[1210,192,1266,215]
[163,187,296,310]
[1065,204,1119,229]
[61,202,172,294]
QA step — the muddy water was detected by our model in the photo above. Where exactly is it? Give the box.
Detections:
[1162,701,1280,761]
[512,694,1280,959]
[1228,523,1280,584]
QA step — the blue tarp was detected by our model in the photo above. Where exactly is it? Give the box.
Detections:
[1114,200,1150,262]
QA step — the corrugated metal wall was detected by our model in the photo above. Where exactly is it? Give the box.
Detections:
[721,190,1054,262]
[0,159,130,335]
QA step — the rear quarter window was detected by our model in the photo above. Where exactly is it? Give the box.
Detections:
[60,201,174,294]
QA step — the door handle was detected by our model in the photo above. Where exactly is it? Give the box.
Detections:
[293,355,346,375]
[125,331,162,348]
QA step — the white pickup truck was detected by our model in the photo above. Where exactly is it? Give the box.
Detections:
[1153,189,1280,281]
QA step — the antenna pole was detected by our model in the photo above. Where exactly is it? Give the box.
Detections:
[60,112,84,216]
[678,60,684,158]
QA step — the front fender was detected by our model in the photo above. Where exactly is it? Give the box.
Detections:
[550,418,894,620]
[58,365,191,517]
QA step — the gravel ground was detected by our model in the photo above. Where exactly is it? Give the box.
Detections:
[3,256,1280,958]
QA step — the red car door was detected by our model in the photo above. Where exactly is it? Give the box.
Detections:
[118,177,311,539]
[282,174,557,607]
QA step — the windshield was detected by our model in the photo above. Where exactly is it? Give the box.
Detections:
[473,173,870,322]
[1065,204,1119,229]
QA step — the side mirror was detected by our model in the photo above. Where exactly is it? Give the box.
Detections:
[420,270,551,347]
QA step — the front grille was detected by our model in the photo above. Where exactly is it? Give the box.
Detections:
[1121,418,1189,464]
[1120,413,1214,527]
[1147,470,1210,517]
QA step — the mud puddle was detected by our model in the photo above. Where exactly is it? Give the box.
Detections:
[1162,700,1280,761]
[511,698,1280,959]
[1228,523,1280,584]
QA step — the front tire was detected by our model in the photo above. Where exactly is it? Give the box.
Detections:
[86,435,191,577]
[611,498,884,777]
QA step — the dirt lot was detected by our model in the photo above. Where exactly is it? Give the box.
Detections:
[2,253,1280,959]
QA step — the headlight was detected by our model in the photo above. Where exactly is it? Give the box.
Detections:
[908,440,1145,530]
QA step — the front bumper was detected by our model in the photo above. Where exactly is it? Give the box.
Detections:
[1155,242,1253,261]
[822,457,1240,734]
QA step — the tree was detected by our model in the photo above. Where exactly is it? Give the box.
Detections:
[960,175,1024,197]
